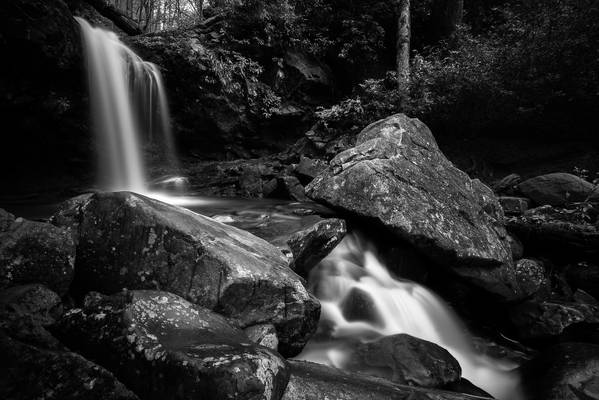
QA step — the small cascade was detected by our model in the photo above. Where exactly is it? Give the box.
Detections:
[76,18,177,192]
[296,234,523,400]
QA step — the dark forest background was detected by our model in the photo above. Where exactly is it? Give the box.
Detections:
[1,0,598,194]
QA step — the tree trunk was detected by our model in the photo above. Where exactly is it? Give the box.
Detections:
[396,0,410,92]
[430,0,463,41]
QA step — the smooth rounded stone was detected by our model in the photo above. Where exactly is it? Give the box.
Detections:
[282,361,491,400]
[509,290,599,339]
[499,196,530,216]
[521,342,599,400]
[514,259,549,298]
[518,172,598,206]
[306,114,521,301]
[0,215,76,296]
[0,331,140,400]
[54,290,290,400]
[51,192,320,356]
[0,284,63,327]
[244,324,279,350]
[492,173,521,195]
[288,218,346,277]
[340,287,383,326]
[347,334,461,388]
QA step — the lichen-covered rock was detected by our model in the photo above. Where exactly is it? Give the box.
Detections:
[521,343,599,400]
[52,191,319,356]
[0,215,76,295]
[0,331,140,400]
[306,114,520,300]
[518,173,598,206]
[245,324,279,350]
[509,291,599,338]
[0,284,63,327]
[288,218,346,277]
[347,334,462,388]
[281,361,491,400]
[514,259,549,298]
[54,290,289,400]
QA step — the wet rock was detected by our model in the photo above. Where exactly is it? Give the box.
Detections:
[281,361,491,400]
[444,379,492,398]
[0,215,76,296]
[306,114,520,301]
[0,331,140,400]
[276,176,309,201]
[288,218,346,277]
[294,156,328,185]
[518,173,598,206]
[54,290,289,400]
[509,290,599,339]
[499,196,530,216]
[52,191,320,356]
[347,334,461,388]
[340,287,383,326]
[514,259,549,298]
[521,342,599,400]
[244,324,279,350]
[507,205,599,262]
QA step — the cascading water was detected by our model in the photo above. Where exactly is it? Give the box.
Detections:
[297,234,523,400]
[76,18,176,192]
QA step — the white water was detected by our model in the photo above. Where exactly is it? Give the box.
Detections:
[76,18,176,192]
[296,234,523,399]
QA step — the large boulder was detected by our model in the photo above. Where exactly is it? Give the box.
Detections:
[518,173,599,206]
[521,343,599,400]
[54,290,289,400]
[346,334,462,388]
[0,211,76,296]
[282,361,491,400]
[306,114,520,300]
[52,191,320,356]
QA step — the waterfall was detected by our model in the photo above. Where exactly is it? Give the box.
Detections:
[76,18,176,193]
[296,234,523,400]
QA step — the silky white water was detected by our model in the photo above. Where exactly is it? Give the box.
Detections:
[296,234,523,399]
[76,18,176,192]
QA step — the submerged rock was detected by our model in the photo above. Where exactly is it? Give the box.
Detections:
[288,218,346,277]
[347,334,462,388]
[282,361,491,400]
[521,342,599,400]
[0,211,76,296]
[54,290,289,400]
[306,114,520,300]
[52,192,320,356]
[518,173,598,206]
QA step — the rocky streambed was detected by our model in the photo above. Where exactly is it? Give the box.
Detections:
[2,115,599,400]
